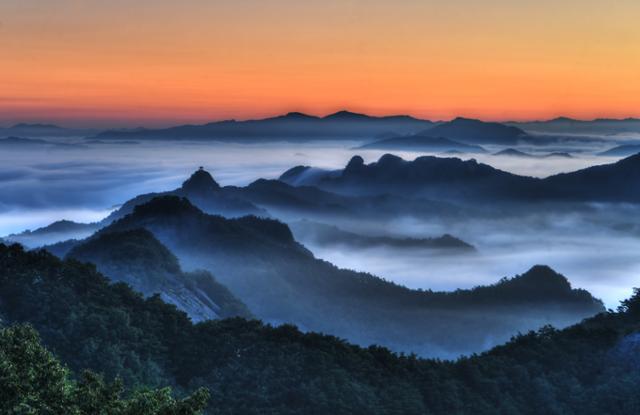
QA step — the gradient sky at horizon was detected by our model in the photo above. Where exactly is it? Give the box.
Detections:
[1,0,640,127]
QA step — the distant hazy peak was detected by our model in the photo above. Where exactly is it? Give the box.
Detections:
[281,112,319,120]
[10,123,62,129]
[323,110,370,120]
[181,167,221,193]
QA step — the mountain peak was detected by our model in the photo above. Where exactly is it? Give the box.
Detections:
[323,110,369,120]
[377,153,404,166]
[181,167,220,194]
[549,116,578,123]
[451,117,476,123]
[282,112,318,120]
[131,196,203,219]
[345,155,365,171]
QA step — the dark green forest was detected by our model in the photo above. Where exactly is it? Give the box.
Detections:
[0,325,209,414]
[1,242,640,414]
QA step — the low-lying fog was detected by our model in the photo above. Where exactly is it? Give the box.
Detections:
[300,207,640,310]
[1,138,637,309]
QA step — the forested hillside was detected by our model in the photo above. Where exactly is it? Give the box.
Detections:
[67,228,251,321]
[1,242,639,414]
[0,324,209,414]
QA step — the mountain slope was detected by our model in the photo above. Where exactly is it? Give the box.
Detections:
[67,228,251,322]
[280,152,640,203]
[280,153,537,201]
[99,195,604,356]
[0,242,637,414]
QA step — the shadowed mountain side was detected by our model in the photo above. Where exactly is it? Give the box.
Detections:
[97,195,604,357]
[66,228,251,322]
[358,134,487,153]
[1,243,638,414]
[290,220,474,251]
[223,178,464,221]
[280,153,640,203]
[92,111,434,141]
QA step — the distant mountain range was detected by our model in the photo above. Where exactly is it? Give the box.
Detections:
[0,136,84,150]
[92,113,529,145]
[5,113,640,143]
[281,152,640,203]
[0,124,97,138]
[509,117,640,135]
[92,111,434,141]
[90,112,627,146]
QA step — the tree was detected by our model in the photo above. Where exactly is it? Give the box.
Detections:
[0,324,209,415]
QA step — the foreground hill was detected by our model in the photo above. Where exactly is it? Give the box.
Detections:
[95,196,603,356]
[0,243,638,414]
[280,152,640,203]
[67,228,251,322]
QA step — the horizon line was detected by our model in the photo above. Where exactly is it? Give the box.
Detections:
[3,109,640,130]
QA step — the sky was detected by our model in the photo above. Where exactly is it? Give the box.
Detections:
[1,0,640,127]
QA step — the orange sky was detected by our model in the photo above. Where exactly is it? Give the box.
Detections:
[1,0,640,127]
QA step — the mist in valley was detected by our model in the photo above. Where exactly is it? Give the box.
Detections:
[1,137,639,314]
